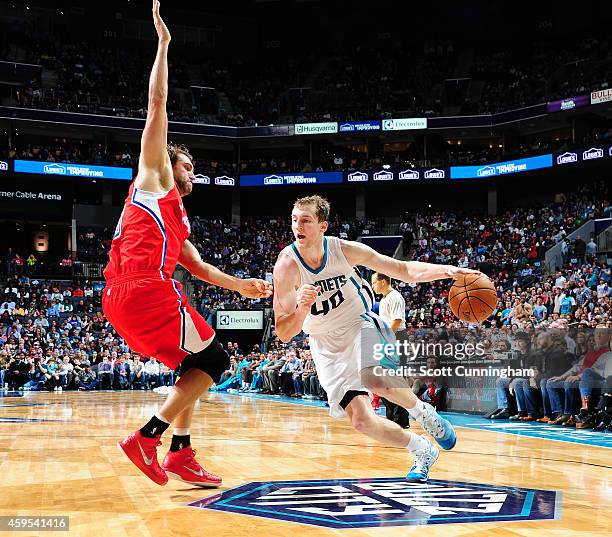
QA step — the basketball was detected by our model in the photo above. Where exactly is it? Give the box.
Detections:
[448,274,497,323]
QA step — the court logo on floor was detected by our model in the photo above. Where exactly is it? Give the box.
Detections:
[189,477,560,528]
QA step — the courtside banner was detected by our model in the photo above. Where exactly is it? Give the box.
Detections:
[294,122,338,135]
[450,154,553,179]
[338,120,381,132]
[216,310,263,330]
[240,172,343,187]
[382,118,427,131]
[14,160,133,180]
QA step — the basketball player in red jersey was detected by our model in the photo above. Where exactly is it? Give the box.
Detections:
[103,1,272,487]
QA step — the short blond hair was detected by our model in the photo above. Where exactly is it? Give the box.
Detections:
[293,195,330,222]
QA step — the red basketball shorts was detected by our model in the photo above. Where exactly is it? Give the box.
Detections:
[102,271,215,370]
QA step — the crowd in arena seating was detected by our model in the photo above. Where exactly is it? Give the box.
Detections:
[1,179,611,428]
[2,12,611,126]
[399,182,611,328]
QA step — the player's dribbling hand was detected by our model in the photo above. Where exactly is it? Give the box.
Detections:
[237,278,273,299]
[447,267,482,280]
[296,284,320,312]
[153,0,171,44]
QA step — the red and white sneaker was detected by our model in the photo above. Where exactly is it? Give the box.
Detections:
[162,447,222,488]
[117,431,168,486]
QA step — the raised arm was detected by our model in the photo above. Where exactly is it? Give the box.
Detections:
[178,240,272,299]
[340,239,480,283]
[136,1,173,191]
[272,253,319,343]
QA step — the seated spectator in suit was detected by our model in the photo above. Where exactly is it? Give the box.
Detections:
[98,356,113,389]
[261,353,286,394]
[113,353,131,390]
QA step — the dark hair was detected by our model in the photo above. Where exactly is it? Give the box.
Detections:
[167,142,193,167]
[293,195,330,222]
[374,273,391,284]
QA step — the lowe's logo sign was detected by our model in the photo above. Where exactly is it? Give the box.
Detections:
[424,168,445,179]
[476,166,496,177]
[215,176,235,186]
[44,164,67,175]
[263,175,284,185]
[373,170,394,181]
[347,172,368,182]
[190,477,560,528]
[193,174,211,185]
[399,169,420,180]
[557,152,578,165]
[583,148,604,160]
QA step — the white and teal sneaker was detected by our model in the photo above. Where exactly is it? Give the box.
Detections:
[406,436,439,482]
[417,402,457,450]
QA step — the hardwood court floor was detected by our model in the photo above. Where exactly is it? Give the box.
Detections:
[0,391,610,536]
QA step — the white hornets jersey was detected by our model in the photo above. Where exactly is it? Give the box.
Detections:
[281,236,375,335]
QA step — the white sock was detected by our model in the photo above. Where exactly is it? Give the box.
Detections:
[407,398,426,420]
[406,433,429,453]
[155,412,170,424]
[173,427,190,436]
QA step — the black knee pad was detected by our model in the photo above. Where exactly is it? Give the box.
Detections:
[178,337,229,384]
[339,390,369,410]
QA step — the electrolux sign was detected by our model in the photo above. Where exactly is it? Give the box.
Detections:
[338,120,381,132]
[450,154,553,179]
[240,172,343,187]
[294,122,338,135]
[216,310,263,330]
[382,118,427,131]
[13,160,133,180]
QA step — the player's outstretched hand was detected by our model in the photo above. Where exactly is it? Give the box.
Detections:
[447,267,483,280]
[153,0,171,44]
[296,284,320,312]
[237,278,273,299]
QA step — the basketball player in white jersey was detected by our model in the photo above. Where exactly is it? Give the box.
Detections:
[273,196,480,481]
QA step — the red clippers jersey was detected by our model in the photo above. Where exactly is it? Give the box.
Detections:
[104,183,191,282]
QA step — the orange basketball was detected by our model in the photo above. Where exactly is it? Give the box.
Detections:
[448,273,497,323]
